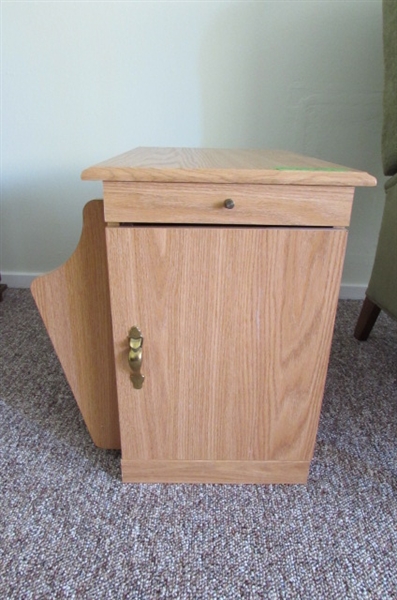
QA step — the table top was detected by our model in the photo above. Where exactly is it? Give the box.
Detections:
[81,147,376,187]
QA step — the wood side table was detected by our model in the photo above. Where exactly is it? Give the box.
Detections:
[31,148,376,483]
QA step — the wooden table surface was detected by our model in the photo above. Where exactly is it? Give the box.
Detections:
[81,147,376,187]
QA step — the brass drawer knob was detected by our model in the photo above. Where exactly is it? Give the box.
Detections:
[224,199,235,209]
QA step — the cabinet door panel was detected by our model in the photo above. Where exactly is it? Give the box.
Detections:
[106,227,346,462]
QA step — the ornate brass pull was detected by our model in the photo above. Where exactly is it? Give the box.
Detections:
[128,326,144,389]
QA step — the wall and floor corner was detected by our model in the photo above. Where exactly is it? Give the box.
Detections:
[1,1,385,299]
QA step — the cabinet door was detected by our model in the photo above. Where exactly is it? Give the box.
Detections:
[106,226,346,482]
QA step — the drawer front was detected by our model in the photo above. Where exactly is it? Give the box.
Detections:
[104,182,354,227]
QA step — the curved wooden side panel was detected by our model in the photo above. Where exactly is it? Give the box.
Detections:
[31,200,120,449]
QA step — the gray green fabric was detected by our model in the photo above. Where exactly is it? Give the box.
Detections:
[367,173,397,319]
[382,0,397,176]
[364,2,397,322]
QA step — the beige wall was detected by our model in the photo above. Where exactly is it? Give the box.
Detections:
[1,1,384,296]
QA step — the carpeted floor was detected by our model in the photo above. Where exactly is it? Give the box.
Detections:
[0,289,396,599]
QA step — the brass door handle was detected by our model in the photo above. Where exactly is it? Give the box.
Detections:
[128,326,144,389]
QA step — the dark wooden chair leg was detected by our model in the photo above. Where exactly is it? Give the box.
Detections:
[0,274,7,302]
[354,296,381,341]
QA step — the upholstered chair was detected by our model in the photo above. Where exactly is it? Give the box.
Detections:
[354,0,397,340]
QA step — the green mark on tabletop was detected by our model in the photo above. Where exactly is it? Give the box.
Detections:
[275,166,349,171]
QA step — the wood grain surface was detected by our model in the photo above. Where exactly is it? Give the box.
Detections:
[106,226,347,475]
[82,147,376,187]
[31,201,120,449]
[103,181,354,226]
[121,460,310,484]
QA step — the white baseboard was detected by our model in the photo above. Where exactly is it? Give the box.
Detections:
[339,284,366,300]
[1,272,368,300]
[1,272,43,288]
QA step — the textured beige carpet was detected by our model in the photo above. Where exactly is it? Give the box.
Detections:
[1,289,396,599]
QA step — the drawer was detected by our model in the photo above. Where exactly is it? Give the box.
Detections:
[103,182,354,227]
